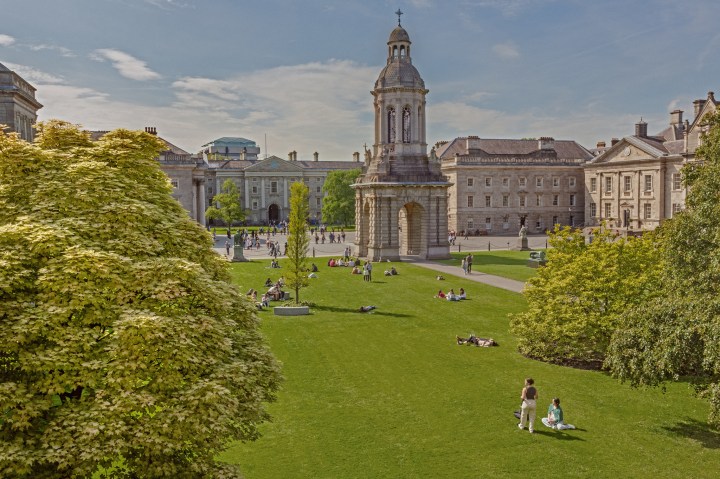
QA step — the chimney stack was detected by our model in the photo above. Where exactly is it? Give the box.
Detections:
[313,151,319,162]
[596,141,606,149]
[466,135,481,151]
[288,151,293,161]
[353,151,360,162]
[611,138,620,146]
[635,119,648,138]
[709,91,716,103]
[694,99,705,119]
[670,109,683,125]
[538,137,555,150]
[144,126,157,135]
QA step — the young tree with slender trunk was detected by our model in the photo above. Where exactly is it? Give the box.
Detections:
[0,121,281,478]
[286,181,310,304]
[205,179,246,231]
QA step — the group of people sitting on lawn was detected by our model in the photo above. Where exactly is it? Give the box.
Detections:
[328,257,362,268]
[456,334,497,347]
[435,288,467,301]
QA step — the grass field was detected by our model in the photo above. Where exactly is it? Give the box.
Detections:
[436,250,542,282]
[222,260,720,479]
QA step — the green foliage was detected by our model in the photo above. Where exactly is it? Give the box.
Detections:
[0,121,281,478]
[607,111,720,427]
[206,179,246,227]
[510,225,662,366]
[286,182,310,304]
[321,168,360,226]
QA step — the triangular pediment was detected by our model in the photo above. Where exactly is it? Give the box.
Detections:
[245,155,304,172]
[589,137,664,165]
[688,99,718,133]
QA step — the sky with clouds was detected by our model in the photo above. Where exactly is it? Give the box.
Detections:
[1,0,719,158]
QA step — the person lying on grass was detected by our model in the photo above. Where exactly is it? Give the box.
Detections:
[456,335,498,347]
[541,398,576,430]
[359,305,377,312]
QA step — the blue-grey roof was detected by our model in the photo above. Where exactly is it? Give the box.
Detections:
[200,137,257,147]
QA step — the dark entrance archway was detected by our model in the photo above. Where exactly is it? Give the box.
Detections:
[268,204,279,223]
[399,202,425,256]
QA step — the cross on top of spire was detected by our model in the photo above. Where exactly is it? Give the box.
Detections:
[395,8,403,26]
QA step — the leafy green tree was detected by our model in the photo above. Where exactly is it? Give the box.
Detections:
[510,225,662,367]
[206,179,246,229]
[606,111,720,427]
[286,181,310,304]
[0,121,281,478]
[321,168,360,227]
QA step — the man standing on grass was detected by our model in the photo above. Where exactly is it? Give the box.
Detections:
[367,261,373,281]
[466,254,473,274]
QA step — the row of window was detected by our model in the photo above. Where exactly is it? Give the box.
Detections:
[465,216,576,230]
[467,176,577,188]
[589,174,682,194]
[466,194,577,208]
[250,198,323,210]
[588,202,682,220]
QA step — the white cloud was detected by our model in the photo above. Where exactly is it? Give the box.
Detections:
[0,34,15,46]
[3,63,65,84]
[492,42,520,59]
[408,0,433,7]
[29,43,75,57]
[91,49,161,81]
[35,60,378,159]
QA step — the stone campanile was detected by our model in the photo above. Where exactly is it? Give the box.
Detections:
[354,14,451,261]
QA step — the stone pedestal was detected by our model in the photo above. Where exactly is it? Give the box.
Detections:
[513,237,530,251]
[232,245,248,262]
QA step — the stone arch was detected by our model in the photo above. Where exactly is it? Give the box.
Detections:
[399,201,425,256]
[387,107,396,143]
[402,106,411,143]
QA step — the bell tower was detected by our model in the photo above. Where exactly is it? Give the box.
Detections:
[354,14,451,261]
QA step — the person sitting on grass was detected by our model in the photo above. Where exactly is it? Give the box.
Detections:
[435,290,446,299]
[541,398,576,430]
[351,265,361,274]
[260,293,270,308]
[311,263,318,272]
[458,288,466,300]
[446,289,459,301]
[390,266,398,275]
[264,277,273,288]
[436,275,445,280]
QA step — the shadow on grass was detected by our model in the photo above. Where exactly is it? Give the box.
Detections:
[313,304,411,318]
[531,429,585,441]
[663,418,720,449]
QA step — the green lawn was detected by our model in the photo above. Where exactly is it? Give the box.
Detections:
[436,250,542,282]
[222,260,720,479]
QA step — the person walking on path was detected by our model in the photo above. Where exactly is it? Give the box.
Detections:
[225,240,231,256]
[461,257,468,275]
[518,378,538,433]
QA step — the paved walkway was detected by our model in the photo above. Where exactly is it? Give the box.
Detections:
[216,231,538,294]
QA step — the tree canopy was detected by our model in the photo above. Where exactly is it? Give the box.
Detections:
[0,121,281,478]
[206,179,246,228]
[606,111,720,427]
[510,225,662,367]
[286,181,310,304]
[321,168,360,227]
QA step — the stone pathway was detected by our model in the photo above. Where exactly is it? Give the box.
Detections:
[402,257,526,294]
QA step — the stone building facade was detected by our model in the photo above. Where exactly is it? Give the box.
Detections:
[584,91,718,231]
[0,62,42,141]
[354,22,450,260]
[438,136,593,235]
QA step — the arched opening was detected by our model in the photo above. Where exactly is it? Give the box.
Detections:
[387,107,396,143]
[361,201,371,247]
[268,203,280,223]
[399,202,425,256]
[392,45,398,58]
[402,106,411,143]
[400,45,406,58]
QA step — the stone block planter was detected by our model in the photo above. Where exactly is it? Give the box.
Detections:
[274,306,310,316]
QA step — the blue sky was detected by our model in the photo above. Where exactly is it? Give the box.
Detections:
[2,0,719,158]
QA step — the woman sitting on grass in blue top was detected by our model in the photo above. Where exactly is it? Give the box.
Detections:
[541,398,576,430]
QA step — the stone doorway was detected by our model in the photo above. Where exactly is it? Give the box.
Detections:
[399,202,425,255]
[268,204,280,223]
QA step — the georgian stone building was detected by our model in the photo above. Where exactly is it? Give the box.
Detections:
[0,62,42,141]
[353,21,450,260]
[584,91,718,231]
[438,136,593,235]
[202,147,361,225]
